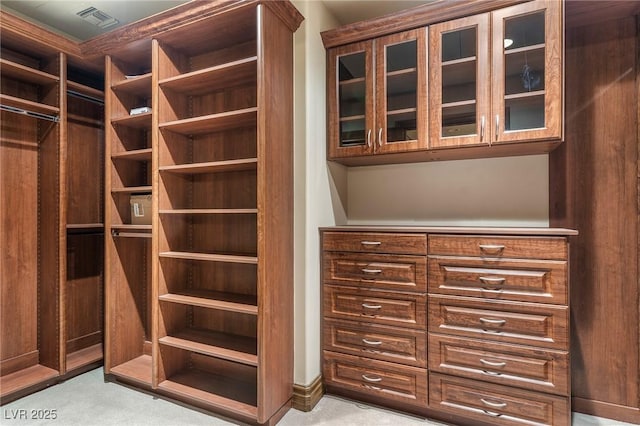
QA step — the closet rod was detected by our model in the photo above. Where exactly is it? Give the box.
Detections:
[67,90,104,105]
[111,230,151,239]
[1,104,59,122]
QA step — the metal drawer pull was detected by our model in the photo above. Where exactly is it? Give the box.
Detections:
[483,410,502,417]
[478,244,505,253]
[482,370,502,376]
[366,129,372,148]
[362,303,382,309]
[361,268,382,274]
[481,399,507,409]
[480,358,507,367]
[362,339,383,346]
[479,276,506,285]
[479,317,506,325]
[362,374,383,383]
[361,241,382,246]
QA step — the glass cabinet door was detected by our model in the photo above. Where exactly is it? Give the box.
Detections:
[328,41,374,158]
[492,0,562,143]
[375,29,427,154]
[429,14,490,149]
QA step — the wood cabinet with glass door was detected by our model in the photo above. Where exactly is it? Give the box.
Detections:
[328,29,427,161]
[430,0,562,150]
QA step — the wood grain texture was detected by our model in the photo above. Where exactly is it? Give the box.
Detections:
[549,15,640,423]
[428,234,568,259]
[292,375,324,412]
[323,231,427,254]
[321,226,577,236]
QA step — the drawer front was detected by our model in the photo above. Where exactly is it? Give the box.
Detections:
[428,295,568,350]
[324,319,427,367]
[428,334,569,395]
[323,232,427,255]
[324,285,427,329]
[323,350,427,407]
[428,235,567,260]
[428,256,567,304]
[324,252,427,293]
[429,373,570,426]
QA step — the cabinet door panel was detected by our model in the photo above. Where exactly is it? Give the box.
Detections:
[429,14,490,149]
[491,0,562,143]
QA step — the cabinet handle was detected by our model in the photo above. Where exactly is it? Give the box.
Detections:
[482,410,502,417]
[361,268,382,274]
[367,129,372,148]
[481,398,507,409]
[480,115,485,141]
[362,303,382,310]
[479,276,506,285]
[495,114,500,141]
[478,244,505,254]
[480,358,507,367]
[378,128,383,147]
[362,374,383,383]
[479,317,506,325]
[362,338,383,346]
[361,241,382,246]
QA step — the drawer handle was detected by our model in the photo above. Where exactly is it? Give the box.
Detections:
[483,410,502,417]
[361,241,382,246]
[362,374,383,383]
[482,370,502,376]
[481,398,507,409]
[479,276,506,285]
[480,358,507,367]
[362,339,383,346]
[361,268,382,274]
[362,303,382,310]
[479,317,506,325]
[478,244,505,254]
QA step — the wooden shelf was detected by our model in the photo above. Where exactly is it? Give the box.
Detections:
[158,370,257,418]
[159,57,257,95]
[111,112,152,129]
[159,251,258,264]
[159,158,257,174]
[0,58,59,85]
[0,94,59,116]
[159,107,257,135]
[66,343,103,371]
[109,355,152,387]
[111,186,152,194]
[159,290,258,315]
[159,329,257,366]
[67,223,104,230]
[0,364,59,397]
[111,224,152,230]
[111,148,152,161]
[111,73,152,97]
[67,80,105,99]
[160,209,257,215]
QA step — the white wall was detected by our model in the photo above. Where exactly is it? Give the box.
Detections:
[291,1,549,388]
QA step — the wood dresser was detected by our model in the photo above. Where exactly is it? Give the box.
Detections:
[321,226,577,426]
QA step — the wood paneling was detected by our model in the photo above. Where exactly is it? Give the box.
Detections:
[549,14,640,424]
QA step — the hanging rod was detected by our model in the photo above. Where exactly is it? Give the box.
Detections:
[67,89,104,105]
[111,230,152,239]
[1,104,59,122]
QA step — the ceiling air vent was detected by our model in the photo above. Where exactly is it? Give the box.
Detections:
[76,7,119,29]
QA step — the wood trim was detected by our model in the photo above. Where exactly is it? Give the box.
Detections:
[321,0,526,48]
[319,226,577,236]
[0,351,39,377]
[572,397,640,425]
[292,375,324,412]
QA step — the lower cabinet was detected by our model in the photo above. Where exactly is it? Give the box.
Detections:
[321,228,574,426]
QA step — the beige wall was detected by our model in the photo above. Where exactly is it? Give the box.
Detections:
[292,1,549,387]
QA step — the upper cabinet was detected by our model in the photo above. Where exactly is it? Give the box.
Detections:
[324,0,563,165]
[328,29,427,160]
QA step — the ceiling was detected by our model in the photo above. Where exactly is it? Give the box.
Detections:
[0,0,432,42]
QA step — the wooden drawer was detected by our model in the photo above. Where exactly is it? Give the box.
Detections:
[324,285,427,329]
[323,350,427,407]
[428,295,568,350]
[428,235,567,260]
[323,232,427,255]
[428,334,569,395]
[429,373,570,426]
[324,252,426,293]
[324,318,427,367]
[428,256,567,304]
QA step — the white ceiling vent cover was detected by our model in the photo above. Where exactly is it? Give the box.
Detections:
[76,7,119,29]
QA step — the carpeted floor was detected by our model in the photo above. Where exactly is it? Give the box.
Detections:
[0,368,635,426]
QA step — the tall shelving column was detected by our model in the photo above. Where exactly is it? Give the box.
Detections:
[104,43,155,388]
[152,3,302,424]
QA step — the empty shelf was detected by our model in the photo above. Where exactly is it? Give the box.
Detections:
[66,344,103,372]
[159,329,257,366]
[109,355,152,387]
[159,290,258,315]
[67,80,105,99]
[159,107,257,135]
[159,209,257,215]
[159,251,257,264]
[111,186,152,194]
[111,73,152,97]
[0,364,59,397]
[111,112,152,129]
[1,58,59,85]
[159,158,257,174]
[0,94,59,116]
[111,148,152,161]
